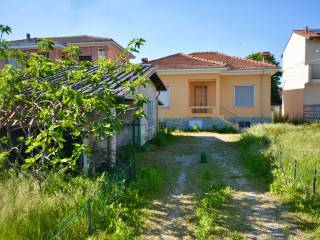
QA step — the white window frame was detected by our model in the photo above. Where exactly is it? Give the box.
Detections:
[158,86,170,108]
[233,85,255,108]
[98,48,106,59]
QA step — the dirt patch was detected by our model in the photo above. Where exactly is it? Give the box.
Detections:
[141,132,311,240]
[142,153,197,240]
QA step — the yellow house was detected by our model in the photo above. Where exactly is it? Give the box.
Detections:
[147,52,277,129]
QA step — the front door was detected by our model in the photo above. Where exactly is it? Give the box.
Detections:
[194,85,207,113]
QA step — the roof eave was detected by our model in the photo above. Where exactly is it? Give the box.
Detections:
[156,67,229,74]
[156,67,277,75]
[8,39,135,59]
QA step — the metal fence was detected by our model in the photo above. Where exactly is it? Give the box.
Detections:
[41,160,136,239]
[279,158,318,196]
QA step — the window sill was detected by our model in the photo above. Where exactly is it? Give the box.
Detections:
[233,105,255,108]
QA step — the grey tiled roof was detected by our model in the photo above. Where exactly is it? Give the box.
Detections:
[8,35,114,46]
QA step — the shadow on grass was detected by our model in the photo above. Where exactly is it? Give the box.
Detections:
[237,133,274,189]
[139,132,318,239]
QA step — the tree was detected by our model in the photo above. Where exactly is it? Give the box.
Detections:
[0,25,148,173]
[246,52,282,105]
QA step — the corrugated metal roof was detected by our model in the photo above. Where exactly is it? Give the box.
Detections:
[0,64,165,127]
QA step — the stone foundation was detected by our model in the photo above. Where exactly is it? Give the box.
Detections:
[159,117,271,130]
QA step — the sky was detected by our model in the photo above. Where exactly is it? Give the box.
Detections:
[1,0,320,64]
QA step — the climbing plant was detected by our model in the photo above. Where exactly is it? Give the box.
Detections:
[0,25,149,172]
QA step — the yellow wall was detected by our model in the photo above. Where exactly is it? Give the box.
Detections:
[158,72,272,119]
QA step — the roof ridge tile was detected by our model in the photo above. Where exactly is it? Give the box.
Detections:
[185,53,227,66]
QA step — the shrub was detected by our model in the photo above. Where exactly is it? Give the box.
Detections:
[211,124,238,134]
[272,110,288,123]
[191,124,201,132]
[149,128,172,147]
[200,151,207,163]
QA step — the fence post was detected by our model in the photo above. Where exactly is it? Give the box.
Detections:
[312,169,317,195]
[294,159,297,179]
[87,198,93,235]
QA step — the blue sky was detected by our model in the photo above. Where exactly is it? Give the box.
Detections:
[1,0,320,64]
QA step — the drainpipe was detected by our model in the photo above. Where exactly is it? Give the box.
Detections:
[260,69,265,118]
[156,91,160,132]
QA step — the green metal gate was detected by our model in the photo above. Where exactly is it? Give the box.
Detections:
[132,119,141,147]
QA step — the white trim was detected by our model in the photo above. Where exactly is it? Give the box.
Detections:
[222,68,277,75]
[157,67,277,75]
[233,85,255,108]
[157,68,228,74]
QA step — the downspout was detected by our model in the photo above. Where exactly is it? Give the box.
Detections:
[156,91,160,132]
[260,69,265,118]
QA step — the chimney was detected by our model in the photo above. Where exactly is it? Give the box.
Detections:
[261,51,270,63]
[141,58,149,63]
[26,33,31,40]
[305,26,309,34]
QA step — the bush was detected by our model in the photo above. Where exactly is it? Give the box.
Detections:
[191,124,201,132]
[272,110,306,125]
[200,151,207,163]
[149,128,173,147]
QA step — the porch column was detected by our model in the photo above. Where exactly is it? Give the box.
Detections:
[216,76,220,116]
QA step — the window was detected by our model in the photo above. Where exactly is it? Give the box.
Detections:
[158,87,170,107]
[234,85,254,107]
[147,100,153,129]
[98,49,106,59]
[79,55,92,62]
[239,121,251,129]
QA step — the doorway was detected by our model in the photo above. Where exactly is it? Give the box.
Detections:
[194,85,208,113]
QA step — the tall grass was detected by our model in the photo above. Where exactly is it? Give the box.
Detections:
[239,123,320,215]
[195,183,237,240]
[0,160,165,239]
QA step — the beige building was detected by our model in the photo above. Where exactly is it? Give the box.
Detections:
[147,52,277,129]
[282,27,320,120]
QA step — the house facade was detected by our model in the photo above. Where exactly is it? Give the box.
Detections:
[147,52,277,129]
[282,27,320,120]
[0,34,133,68]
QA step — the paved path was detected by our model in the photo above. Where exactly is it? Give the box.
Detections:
[141,132,311,240]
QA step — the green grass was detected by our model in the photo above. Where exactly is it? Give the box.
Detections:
[194,161,243,240]
[195,183,242,240]
[238,123,320,231]
[0,143,169,239]
[0,130,174,239]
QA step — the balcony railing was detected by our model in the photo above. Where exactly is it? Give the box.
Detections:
[189,106,216,117]
[304,105,320,121]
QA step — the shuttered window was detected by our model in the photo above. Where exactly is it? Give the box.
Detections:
[234,86,255,107]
